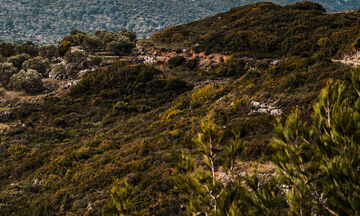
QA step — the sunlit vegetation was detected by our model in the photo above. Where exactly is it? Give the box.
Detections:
[0,2,359,215]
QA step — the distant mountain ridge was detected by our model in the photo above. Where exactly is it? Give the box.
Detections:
[0,0,359,44]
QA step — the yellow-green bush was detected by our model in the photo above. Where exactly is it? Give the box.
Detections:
[190,83,224,106]
[161,106,183,121]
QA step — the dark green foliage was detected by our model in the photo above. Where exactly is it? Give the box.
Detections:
[213,56,246,77]
[1,0,359,44]
[64,51,87,66]
[0,41,39,58]
[8,53,30,69]
[168,56,186,67]
[0,42,16,57]
[14,41,39,57]
[186,57,200,69]
[286,1,326,12]
[106,40,135,55]
[101,178,140,216]
[9,69,43,93]
[22,57,51,77]
[244,67,261,80]
[281,72,307,92]
[352,36,360,50]
[62,30,136,55]
[81,35,102,53]
[1,3,359,216]
[112,101,134,114]
[39,45,59,59]
[173,119,287,215]
[0,62,18,87]
[58,40,72,56]
[271,71,360,215]
[70,62,191,110]
[152,2,360,58]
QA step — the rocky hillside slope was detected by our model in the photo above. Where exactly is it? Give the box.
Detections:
[0,2,359,215]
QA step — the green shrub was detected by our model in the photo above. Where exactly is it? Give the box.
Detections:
[0,62,18,87]
[213,56,246,77]
[39,45,59,59]
[91,56,103,66]
[112,101,133,113]
[8,53,30,69]
[352,36,360,50]
[65,51,88,66]
[70,62,190,109]
[168,56,186,67]
[106,38,135,55]
[49,64,68,80]
[165,78,189,92]
[58,40,72,56]
[286,1,326,12]
[9,69,43,93]
[272,74,360,215]
[81,35,101,53]
[15,41,39,57]
[22,57,51,77]
[281,73,307,92]
[244,67,261,80]
[190,83,224,106]
[185,57,199,69]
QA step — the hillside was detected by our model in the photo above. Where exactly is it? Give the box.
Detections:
[149,2,360,58]
[0,2,359,216]
[1,0,359,44]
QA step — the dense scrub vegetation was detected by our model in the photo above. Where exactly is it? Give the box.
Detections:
[59,29,136,56]
[0,2,359,215]
[167,71,360,215]
[0,0,245,44]
[151,2,360,58]
[1,1,359,44]
[0,30,133,92]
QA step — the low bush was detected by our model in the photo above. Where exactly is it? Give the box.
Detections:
[168,56,186,67]
[8,53,30,69]
[213,56,246,77]
[244,67,261,80]
[39,45,59,59]
[9,69,43,93]
[0,62,18,87]
[352,36,360,50]
[190,83,224,106]
[185,57,199,69]
[49,64,68,80]
[22,57,51,77]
